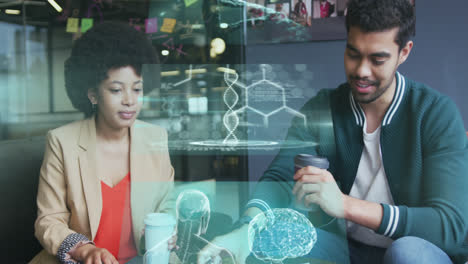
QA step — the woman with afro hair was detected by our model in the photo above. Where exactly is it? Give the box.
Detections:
[31,21,176,264]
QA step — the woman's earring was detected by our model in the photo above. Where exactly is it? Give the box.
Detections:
[92,103,97,112]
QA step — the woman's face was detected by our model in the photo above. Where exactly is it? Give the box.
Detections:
[88,66,143,131]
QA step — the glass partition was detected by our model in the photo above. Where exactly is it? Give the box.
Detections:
[2,0,342,263]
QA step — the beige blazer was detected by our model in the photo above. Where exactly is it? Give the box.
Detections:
[30,117,175,263]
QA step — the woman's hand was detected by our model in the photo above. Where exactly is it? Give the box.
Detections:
[69,244,118,264]
[198,224,248,264]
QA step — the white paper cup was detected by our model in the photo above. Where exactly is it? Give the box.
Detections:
[144,213,176,264]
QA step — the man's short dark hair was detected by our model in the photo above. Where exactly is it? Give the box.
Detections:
[345,0,415,51]
[65,21,160,117]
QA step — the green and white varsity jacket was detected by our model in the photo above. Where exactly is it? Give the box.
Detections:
[248,72,468,259]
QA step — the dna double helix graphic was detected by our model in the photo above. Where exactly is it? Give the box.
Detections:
[222,67,240,145]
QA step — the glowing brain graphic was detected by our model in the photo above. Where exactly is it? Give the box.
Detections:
[248,208,317,263]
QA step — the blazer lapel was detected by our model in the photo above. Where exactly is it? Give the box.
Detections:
[130,121,145,249]
[129,121,154,181]
[78,117,102,240]
[129,121,162,251]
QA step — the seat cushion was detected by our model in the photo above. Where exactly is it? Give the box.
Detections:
[0,137,45,263]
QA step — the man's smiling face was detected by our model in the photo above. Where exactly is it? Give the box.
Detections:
[344,26,411,105]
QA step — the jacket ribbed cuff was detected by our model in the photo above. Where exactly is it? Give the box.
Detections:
[377,204,407,238]
[245,198,272,212]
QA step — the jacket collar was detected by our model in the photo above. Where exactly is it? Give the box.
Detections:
[78,116,96,151]
[349,71,406,127]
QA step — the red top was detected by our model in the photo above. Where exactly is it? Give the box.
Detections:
[94,173,138,264]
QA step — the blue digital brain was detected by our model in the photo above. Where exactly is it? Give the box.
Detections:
[248,208,317,263]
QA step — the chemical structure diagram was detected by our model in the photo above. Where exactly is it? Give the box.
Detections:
[223,64,307,145]
[157,65,194,124]
[160,64,193,92]
[146,63,314,152]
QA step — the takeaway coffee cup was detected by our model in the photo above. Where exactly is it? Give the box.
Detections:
[144,213,176,264]
[294,154,330,211]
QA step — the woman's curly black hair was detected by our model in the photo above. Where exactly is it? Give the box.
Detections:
[65,21,160,117]
[345,0,415,51]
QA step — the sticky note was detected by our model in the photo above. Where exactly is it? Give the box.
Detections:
[160,18,177,33]
[66,18,79,33]
[145,18,158,34]
[81,18,93,33]
[184,0,198,7]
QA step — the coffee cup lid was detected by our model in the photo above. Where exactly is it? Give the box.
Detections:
[144,213,176,227]
[294,154,329,169]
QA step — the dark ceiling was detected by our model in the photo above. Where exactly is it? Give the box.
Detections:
[0,0,151,27]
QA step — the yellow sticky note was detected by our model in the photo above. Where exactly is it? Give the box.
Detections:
[160,18,177,33]
[81,18,93,33]
[184,0,198,7]
[66,18,79,33]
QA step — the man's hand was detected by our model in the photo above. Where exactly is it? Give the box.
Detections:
[69,244,118,264]
[293,166,345,218]
[198,224,249,264]
[168,234,179,251]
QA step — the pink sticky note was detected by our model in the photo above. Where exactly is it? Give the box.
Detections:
[145,18,158,34]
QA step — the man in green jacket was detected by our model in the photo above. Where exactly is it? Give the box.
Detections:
[199,0,468,263]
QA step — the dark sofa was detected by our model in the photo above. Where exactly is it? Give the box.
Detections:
[0,137,45,263]
[0,136,234,263]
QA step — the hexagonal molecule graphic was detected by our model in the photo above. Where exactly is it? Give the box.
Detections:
[223,64,306,144]
[247,80,285,116]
